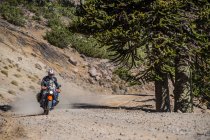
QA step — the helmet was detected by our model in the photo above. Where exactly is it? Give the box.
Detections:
[48,68,54,76]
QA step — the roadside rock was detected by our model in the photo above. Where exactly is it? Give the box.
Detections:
[68,57,77,66]
[89,67,98,77]
[88,78,96,84]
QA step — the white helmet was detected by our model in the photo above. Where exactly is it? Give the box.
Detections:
[48,68,54,76]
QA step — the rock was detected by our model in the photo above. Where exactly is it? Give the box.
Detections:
[112,84,120,93]
[73,68,78,73]
[82,62,89,67]
[88,78,96,84]
[89,67,98,77]
[105,76,112,81]
[18,57,22,61]
[35,63,42,70]
[81,54,86,60]
[101,69,108,76]
[68,57,77,66]
[95,76,100,81]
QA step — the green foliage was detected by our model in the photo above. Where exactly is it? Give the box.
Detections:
[70,35,111,58]
[0,2,26,26]
[114,68,132,81]
[45,26,71,49]
[45,26,111,58]
[77,0,210,108]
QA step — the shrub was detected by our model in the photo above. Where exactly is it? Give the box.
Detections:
[17,68,21,72]
[114,68,132,81]
[47,15,63,28]
[28,75,37,82]
[29,85,35,90]
[19,87,25,91]
[8,90,16,95]
[0,94,3,99]
[60,7,76,19]
[1,70,8,77]
[45,26,71,49]
[11,80,18,86]
[8,65,13,68]
[3,66,8,70]
[0,2,26,26]
[14,74,22,78]
[32,15,41,21]
[71,36,111,59]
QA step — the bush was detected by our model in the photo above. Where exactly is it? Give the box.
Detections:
[1,70,8,77]
[71,36,111,59]
[29,85,35,90]
[8,90,16,95]
[11,80,18,86]
[45,26,111,58]
[3,66,8,70]
[45,26,71,49]
[47,15,63,28]
[19,87,25,91]
[14,74,22,78]
[114,68,132,81]
[0,3,26,26]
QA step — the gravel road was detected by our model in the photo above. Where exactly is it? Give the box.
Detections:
[0,95,210,140]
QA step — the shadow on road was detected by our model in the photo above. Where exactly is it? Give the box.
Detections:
[125,94,154,97]
[14,113,46,118]
[0,105,12,112]
[72,103,156,112]
[133,99,155,103]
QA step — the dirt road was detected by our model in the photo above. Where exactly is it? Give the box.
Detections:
[0,91,210,140]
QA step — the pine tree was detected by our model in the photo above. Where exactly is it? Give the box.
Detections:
[76,0,210,112]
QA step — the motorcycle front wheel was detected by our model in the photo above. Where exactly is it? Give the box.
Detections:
[44,100,52,115]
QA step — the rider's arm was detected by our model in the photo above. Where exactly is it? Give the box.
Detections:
[53,77,60,89]
[41,77,47,89]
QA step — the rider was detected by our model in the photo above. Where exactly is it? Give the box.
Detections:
[40,68,61,107]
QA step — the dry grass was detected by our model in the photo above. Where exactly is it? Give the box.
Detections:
[17,68,21,72]
[29,85,35,90]
[3,66,8,70]
[19,87,25,91]
[1,70,8,77]
[14,74,22,78]
[0,94,3,98]
[8,64,13,68]
[37,80,41,85]
[34,74,39,79]
[28,75,37,82]
[8,90,16,95]
[11,80,18,86]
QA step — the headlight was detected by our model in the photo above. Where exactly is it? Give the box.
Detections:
[49,91,53,94]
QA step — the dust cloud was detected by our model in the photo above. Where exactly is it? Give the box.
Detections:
[11,83,107,115]
[11,93,43,115]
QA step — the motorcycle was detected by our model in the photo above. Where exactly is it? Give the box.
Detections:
[40,81,61,115]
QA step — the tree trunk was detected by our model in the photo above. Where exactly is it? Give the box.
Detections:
[155,66,171,112]
[174,55,193,112]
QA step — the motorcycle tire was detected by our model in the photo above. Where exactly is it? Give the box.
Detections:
[44,100,52,115]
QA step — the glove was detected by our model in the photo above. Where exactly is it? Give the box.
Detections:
[41,86,47,90]
[56,89,61,93]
